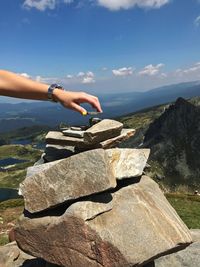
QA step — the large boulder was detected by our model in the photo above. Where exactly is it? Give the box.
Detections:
[20,148,150,213]
[15,176,192,267]
[20,149,116,213]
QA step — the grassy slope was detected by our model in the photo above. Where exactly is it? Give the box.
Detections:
[118,103,168,129]
[0,199,24,245]
[0,145,42,188]
[166,193,200,229]
[0,125,52,145]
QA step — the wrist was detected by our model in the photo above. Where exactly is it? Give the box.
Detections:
[52,88,64,102]
[47,83,64,102]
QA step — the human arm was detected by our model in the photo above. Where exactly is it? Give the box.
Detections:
[0,70,102,114]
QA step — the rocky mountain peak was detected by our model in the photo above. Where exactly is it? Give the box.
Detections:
[143,97,200,189]
[144,97,199,145]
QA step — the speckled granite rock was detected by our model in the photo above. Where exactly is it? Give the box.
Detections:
[20,148,149,213]
[20,149,116,213]
[15,176,192,267]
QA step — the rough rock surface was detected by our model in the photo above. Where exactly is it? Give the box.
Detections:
[84,119,123,144]
[26,160,61,178]
[43,144,75,162]
[15,176,192,267]
[20,149,116,213]
[154,243,200,267]
[154,229,200,267]
[107,148,150,180]
[26,148,149,181]
[190,229,200,242]
[0,241,61,267]
[0,241,43,267]
[99,128,135,149]
[42,130,135,159]
[20,148,149,213]
[45,131,85,147]
[45,120,124,148]
[45,129,135,151]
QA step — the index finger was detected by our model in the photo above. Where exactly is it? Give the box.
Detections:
[79,94,103,113]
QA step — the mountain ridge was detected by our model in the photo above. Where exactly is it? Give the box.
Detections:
[143,97,200,191]
[0,80,200,132]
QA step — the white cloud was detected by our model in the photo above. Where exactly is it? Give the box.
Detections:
[97,0,170,11]
[112,67,133,76]
[183,62,200,74]
[82,71,95,84]
[87,71,95,77]
[23,0,170,11]
[23,0,73,11]
[67,74,73,79]
[77,71,85,77]
[175,62,200,76]
[19,72,31,79]
[138,63,164,76]
[76,71,96,83]
[82,76,95,84]
[194,15,200,26]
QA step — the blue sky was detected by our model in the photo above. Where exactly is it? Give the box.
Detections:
[0,0,200,96]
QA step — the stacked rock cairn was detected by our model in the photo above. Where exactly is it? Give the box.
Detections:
[14,119,192,267]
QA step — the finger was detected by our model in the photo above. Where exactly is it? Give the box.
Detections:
[71,102,87,115]
[78,95,103,112]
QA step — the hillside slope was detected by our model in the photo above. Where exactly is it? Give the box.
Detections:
[143,97,200,190]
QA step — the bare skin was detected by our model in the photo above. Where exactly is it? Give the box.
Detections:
[0,70,102,115]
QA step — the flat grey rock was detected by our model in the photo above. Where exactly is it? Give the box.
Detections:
[84,119,123,144]
[62,129,85,138]
[99,128,135,148]
[75,128,135,151]
[44,144,75,162]
[45,128,134,150]
[20,149,117,213]
[15,176,192,267]
[45,131,85,147]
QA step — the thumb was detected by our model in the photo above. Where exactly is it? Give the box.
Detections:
[71,103,87,115]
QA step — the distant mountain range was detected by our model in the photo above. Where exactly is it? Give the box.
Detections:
[0,80,200,133]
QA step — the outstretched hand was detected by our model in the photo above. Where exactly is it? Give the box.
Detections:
[53,89,103,115]
[0,70,103,115]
